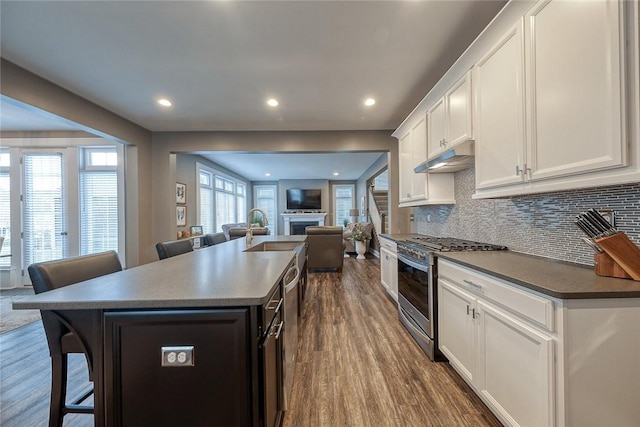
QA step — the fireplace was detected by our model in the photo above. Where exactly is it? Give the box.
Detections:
[290,221,319,235]
[281,212,328,235]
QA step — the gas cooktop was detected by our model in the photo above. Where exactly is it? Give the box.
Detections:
[403,236,507,252]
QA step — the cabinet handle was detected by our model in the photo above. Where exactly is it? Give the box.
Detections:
[266,298,283,314]
[515,165,522,176]
[524,163,532,178]
[273,320,284,339]
[466,305,470,315]
[472,308,479,319]
[463,279,482,289]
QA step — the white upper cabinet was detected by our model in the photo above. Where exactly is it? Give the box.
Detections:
[474,21,526,190]
[525,0,626,181]
[474,0,630,196]
[428,71,473,159]
[398,114,455,207]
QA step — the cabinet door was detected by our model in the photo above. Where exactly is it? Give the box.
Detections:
[104,309,252,426]
[398,130,413,203]
[410,116,428,201]
[446,71,473,147]
[525,0,626,181]
[438,279,476,384]
[474,22,527,189]
[476,301,554,427]
[381,247,398,301]
[428,98,446,158]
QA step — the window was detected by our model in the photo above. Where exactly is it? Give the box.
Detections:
[199,170,214,234]
[253,185,277,234]
[333,184,355,227]
[197,164,247,233]
[80,148,118,255]
[0,151,10,268]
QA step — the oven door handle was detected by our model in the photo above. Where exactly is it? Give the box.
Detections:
[398,255,430,271]
[399,308,433,344]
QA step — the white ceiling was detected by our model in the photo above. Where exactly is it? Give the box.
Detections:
[0,0,506,179]
[198,151,386,181]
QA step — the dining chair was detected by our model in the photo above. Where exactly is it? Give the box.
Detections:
[27,250,123,427]
[155,239,194,259]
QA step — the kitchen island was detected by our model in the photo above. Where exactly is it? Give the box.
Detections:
[13,235,307,427]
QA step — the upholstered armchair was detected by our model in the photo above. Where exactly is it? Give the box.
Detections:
[343,222,373,253]
[305,226,345,273]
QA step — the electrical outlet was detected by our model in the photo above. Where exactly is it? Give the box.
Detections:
[161,346,194,367]
[600,210,616,227]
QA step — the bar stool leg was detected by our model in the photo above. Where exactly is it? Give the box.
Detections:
[49,354,67,427]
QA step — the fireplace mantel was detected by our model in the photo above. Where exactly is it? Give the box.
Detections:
[281,212,328,235]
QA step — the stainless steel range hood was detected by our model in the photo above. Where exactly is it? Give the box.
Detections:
[414,140,475,173]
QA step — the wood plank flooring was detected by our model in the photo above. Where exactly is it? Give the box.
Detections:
[0,256,501,426]
[283,256,501,427]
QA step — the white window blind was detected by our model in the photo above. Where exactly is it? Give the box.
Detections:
[199,170,214,234]
[0,151,10,268]
[23,153,67,266]
[80,172,118,254]
[80,148,118,255]
[254,185,277,233]
[334,185,355,226]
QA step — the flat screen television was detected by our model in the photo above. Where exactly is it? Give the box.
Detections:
[286,189,322,210]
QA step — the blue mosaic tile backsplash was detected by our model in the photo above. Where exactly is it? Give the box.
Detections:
[413,167,640,266]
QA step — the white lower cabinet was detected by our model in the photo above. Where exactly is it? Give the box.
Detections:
[379,238,398,302]
[438,259,640,427]
[439,275,553,427]
[476,300,554,427]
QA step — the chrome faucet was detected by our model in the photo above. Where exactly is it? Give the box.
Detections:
[246,208,269,246]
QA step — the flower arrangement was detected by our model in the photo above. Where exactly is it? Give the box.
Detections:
[349,223,371,242]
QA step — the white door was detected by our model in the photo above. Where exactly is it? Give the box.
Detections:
[476,300,554,427]
[22,151,68,283]
[438,279,477,383]
[474,22,526,189]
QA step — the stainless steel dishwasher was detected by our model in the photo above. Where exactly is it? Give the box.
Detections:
[282,258,300,411]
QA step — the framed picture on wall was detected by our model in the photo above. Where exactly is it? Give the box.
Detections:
[190,225,203,236]
[176,182,186,204]
[176,206,186,226]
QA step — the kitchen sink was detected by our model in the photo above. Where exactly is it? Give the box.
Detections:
[244,241,303,252]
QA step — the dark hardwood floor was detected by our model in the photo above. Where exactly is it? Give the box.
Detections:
[0,256,501,426]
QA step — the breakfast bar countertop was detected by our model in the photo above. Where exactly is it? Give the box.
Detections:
[13,235,306,310]
[437,251,640,300]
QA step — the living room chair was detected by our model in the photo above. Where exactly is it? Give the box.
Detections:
[155,239,194,259]
[27,251,123,427]
[305,226,345,273]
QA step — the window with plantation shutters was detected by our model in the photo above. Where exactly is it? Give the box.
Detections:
[197,163,247,233]
[333,184,355,226]
[254,185,277,234]
[0,151,10,268]
[23,153,67,267]
[199,170,214,234]
[80,148,118,255]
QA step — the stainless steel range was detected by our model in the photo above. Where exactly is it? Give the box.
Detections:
[396,236,507,361]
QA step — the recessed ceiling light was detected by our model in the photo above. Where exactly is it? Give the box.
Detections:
[265,173,271,177]
[364,98,376,106]
[158,98,172,107]
[333,172,339,176]
[267,98,279,107]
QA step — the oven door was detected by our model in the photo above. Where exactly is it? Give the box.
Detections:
[397,255,434,349]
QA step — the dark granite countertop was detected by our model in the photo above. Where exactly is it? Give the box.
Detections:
[436,251,640,299]
[13,235,306,310]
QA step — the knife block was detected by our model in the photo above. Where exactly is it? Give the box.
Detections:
[594,252,632,279]
[594,233,640,281]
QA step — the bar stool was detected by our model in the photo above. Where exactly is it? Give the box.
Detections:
[27,250,123,427]
[155,239,194,259]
